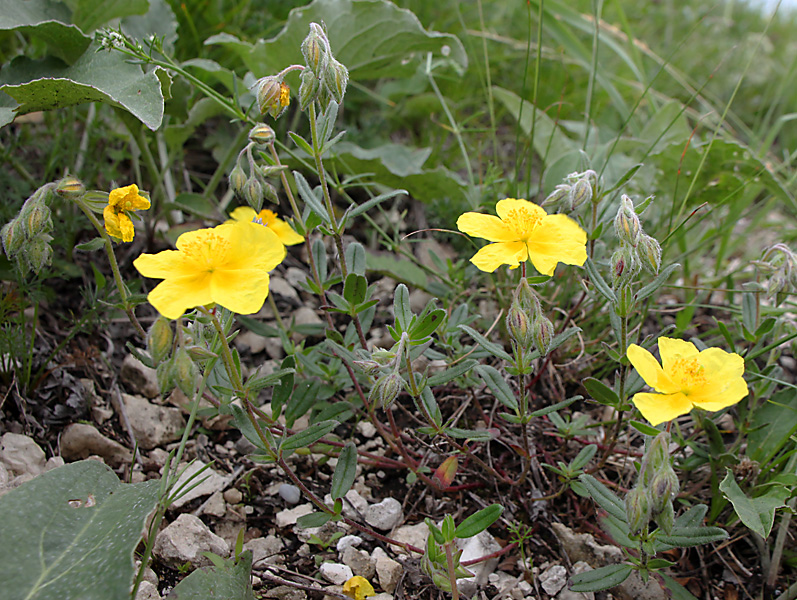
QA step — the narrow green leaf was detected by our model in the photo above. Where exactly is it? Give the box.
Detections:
[348,189,407,218]
[288,131,314,155]
[635,263,680,303]
[569,563,633,592]
[444,428,494,442]
[474,364,518,410]
[230,403,269,453]
[578,474,627,523]
[656,526,728,548]
[416,387,442,428]
[410,308,446,340]
[459,324,513,362]
[584,258,617,304]
[297,512,333,529]
[454,504,503,539]
[280,420,339,453]
[570,444,597,471]
[75,237,105,252]
[271,356,295,418]
[629,420,661,437]
[345,242,367,275]
[582,377,619,407]
[312,238,328,283]
[528,396,579,418]
[331,442,358,501]
[294,171,329,223]
[426,359,477,387]
[393,283,412,332]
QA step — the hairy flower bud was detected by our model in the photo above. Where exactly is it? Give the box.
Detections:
[369,371,403,409]
[614,195,641,246]
[637,234,662,275]
[625,485,651,536]
[323,57,349,103]
[541,184,571,210]
[640,431,671,486]
[654,497,675,534]
[243,177,264,212]
[56,176,86,200]
[569,177,593,210]
[156,361,176,395]
[20,195,52,238]
[532,316,555,356]
[24,234,53,274]
[173,347,198,397]
[256,76,290,120]
[611,247,638,289]
[248,123,276,146]
[649,468,679,514]
[1,218,26,257]
[353,359,381,377]
[147,318,173,364]
[516,278,542,318]
[262,181,279,205]
[301,30,326,76]
[506,302,533,348]
[299,69,321,111]
[229,164,247,196]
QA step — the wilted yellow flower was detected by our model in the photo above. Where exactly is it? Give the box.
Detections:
[627,337,748,426]
[342,575,375,600]
[104,184,150,242]
[228,206,304,246]
[133,220,286,319]
[456,198,587,275]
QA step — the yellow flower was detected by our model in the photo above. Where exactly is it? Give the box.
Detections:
[456,198,587,275]
[133,219,286,319]
[342,576,375,600]
[627,337,748,426]
[104,184,150,242]
[228,206,304,246]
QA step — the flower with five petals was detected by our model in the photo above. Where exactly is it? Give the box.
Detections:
[456,198,587,275]
[627,337,748,426]
[104,184,150,242]
[133,219,286,319]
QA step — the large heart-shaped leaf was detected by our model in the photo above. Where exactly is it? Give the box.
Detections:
[167,551,255,600]
[0,460,160,600]
[206,0,467,80]
[0,0,91,63]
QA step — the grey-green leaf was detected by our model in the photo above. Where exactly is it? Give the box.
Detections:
[0,460,160,600]
[0,0,91,63]
[331,442,358,501]
[719,468,788,539]
[167,551,255,600]
[0,40,165,129]
[569,563,633,592]
[454,504,503,539]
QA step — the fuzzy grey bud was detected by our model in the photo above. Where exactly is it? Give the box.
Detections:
[1,218,26,257]
[301,29,326,76]
[506,302,533,348]
[614,195,641,246]
[569,177,593,210]
[262,181,279,205]
[173,347,198,398]
[650,468,679,514]
[353,359,381,377]
[640,431,671,487]
[654,498,675,534]
[625,485,651,536]
[20,196,52,238]
[24,234,53,274]
[323,57,348,103]
[611,247,638,288]
[369,371,403,409]
[256,76,290,120]
[637,234,662,275]
[542,184,571,209]
[299,69,321,111]
[532,316,555,356]
[156,361,176,395]
[229,164,247,196]
[147,318,173,364]
[243,178,264,212]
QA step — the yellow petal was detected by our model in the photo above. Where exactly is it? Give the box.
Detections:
[689,376,749,411]
[269,218,304,245]
[210,270,271,315]
[495,198,546,221]
[103,205,123,239]
[229,206,258,224]
[525,214,587,275]
[632,391,693,426]
[147,274,214,319]
[657,337,699,373]
[343,576,375,600]
[470,241,528,272]
[109,184,150,211]
[457,212,517,242]
[627,343,679,394]
[118,212,135,243]
[697,347,744,381]
[134,250,186,278]
[224,221,286,272]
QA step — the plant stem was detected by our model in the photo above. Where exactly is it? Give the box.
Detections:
[445,542,460,600]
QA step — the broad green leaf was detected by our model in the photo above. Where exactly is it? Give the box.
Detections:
[582,377,619,407]
[345,242,367,275]
[72,0,148,33]
[719,469,788,539]
[121,0,178,54]
[367,252,428,290]
[0,40,165,130]
[297,511,334,528]
[454,504,503,539]
[168,551,255,600]
[569,563,633,592]
[343,273,368,306]
[409,308,445,340]
[0,0,90,63]
[206,0,467,80]
[281,420,339,453]
[331,442,357,501]
[393,283,412,332]
[747,388,797,466]
[0,460,159,600]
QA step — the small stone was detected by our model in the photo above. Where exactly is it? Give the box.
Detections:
[1,433,46,477]
[551,523,623,567]
[60,423,132,467]
[223,488,243,505]
[153,513,228,568]
[167,460,227,509]
[356,421,377,438]
[135,580,161,600]
[557,562,594,600]
[285,267,309,290]
[336,535,363,553]
[291,307,323,341]
[391,522,428,554]
[234,435,257,456]
[455,530,502,596]
[278,483,301,504]
[121,354,160,399]
[235,331,269,355]
[202,491,226,517]
[276,503,313,528]
[341,546,375,579]
[318,562,353,585]
[245,535,285,565]
[269,276,300,303]
[365,497,403,531]
[122,394,185,450]
[263,585,307,600]
[540,564,567,595]
[44,456,65,471]
[370,595,393,600]
[372,547,402,593]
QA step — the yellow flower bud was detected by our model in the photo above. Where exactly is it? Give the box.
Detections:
[614,195,641,246]
[248,123,275,146]
[637,234,662,275]
[55,176,86,200]
[256,76,290,120]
